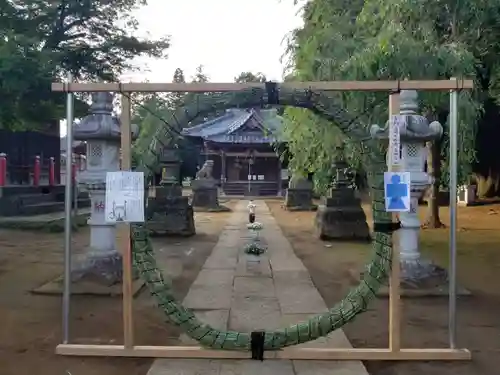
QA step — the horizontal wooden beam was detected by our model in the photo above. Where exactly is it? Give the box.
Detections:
[51,80,474,93]
[56,344,471,361]
[202,151,278,157]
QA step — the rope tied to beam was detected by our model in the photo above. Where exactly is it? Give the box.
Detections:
[265,81,279,105]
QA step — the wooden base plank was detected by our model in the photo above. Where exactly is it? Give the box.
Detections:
[56,344,471,361]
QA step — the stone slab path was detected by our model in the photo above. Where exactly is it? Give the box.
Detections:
[147,200,368,375]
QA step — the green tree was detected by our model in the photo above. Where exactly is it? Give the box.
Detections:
[0,0,170,129]
[283,0,484,227]
[132,67,201,180]
[234,71,267,83]
[192,65,209,83]
[186,65,219,126]
[169,67,187,109]
[0,32,58,129]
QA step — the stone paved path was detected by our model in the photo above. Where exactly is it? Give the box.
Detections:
[147,200,368,375]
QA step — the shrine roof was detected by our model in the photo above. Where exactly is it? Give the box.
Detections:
[181,108,284,144]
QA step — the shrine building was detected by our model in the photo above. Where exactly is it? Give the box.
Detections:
[182,108,288,196]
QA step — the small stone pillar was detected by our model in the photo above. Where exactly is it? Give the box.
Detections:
[284,174,316,211]
[458,184,477,206]
[371,89,452,289]
[191,160,229,211]
[315,148,370,241]
[72,92,138,285]
[147,147,195,236]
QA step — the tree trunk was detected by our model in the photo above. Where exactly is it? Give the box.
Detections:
[424,140,445,228]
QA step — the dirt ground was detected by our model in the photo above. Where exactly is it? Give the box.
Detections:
[2,199,498,375]
[268,200,500,375]
[0,201,235,375]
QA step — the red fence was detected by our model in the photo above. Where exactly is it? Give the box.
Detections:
[0,153,86,187]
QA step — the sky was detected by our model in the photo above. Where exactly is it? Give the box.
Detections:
[123,0,304,82]
[61,0,303,137]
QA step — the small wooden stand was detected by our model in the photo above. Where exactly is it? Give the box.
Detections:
[54,80,472,362]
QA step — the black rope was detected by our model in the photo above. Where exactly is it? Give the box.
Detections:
[390,79,401,94]
[251,331,265,361]
[373,221,402,233]
[265,81,279,105]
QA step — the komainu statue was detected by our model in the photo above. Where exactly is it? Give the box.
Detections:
[195,160,215,180]
[191,159,229,212]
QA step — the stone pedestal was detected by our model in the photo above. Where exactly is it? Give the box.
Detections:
[315,190,370,241]
[191,179,230,212]
[284,179,316,211]
[71,188,122,285]
[147,184,195,236]
[458,184,477,206]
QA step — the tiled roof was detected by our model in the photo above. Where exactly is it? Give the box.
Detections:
[181,108,284,144]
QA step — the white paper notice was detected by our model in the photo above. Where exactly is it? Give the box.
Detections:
[389,115,403,167]
[105,171,145,223]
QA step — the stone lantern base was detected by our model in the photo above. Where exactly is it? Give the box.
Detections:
[32,250,144,296]
[70,249,124,285]
[314,189,371,242]
[284,179,317,211]
[351,259,471,297]
[147,185,195,236]
[395,259,470,295]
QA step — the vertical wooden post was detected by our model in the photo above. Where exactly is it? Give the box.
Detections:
[33,155,41,186]
[120,93,134,348]
[71,161,77,184]
[220,150,226,189]
[49,157,55,186]
[277,157,282,196]
[388,93,401,352]
[0,153,7,186]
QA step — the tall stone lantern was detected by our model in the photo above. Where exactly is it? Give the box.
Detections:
[72,92,138,285]
[370,90,446,284]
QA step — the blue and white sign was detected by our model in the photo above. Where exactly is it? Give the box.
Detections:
[384,172,411,212]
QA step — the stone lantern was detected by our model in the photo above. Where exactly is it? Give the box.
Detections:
[284,172,315,211]
[146,146,195,236]
[315,145,370,241]
[72,92,138,285]
[370,89,446,285]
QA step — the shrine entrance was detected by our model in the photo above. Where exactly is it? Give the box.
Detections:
[54,79,472,362]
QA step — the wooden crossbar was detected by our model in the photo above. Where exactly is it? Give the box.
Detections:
[55,344,471,361]
[51,79,474,93]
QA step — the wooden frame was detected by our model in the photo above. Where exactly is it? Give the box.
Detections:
[56,79,472,361]
[52,79,473,93]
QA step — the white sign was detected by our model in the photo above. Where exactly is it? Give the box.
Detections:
[105,171,145,223]
[384,172,411,212]
[389,115,403,166]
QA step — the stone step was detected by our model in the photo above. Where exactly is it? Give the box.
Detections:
[0,208,90,231]
[15,193,54,206]
[15,198,90,217]
[223,188,279,196]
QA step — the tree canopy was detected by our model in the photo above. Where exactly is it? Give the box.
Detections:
[234,71,267,83]
[0,0,170,130]
[282,0,500,223]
